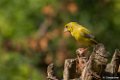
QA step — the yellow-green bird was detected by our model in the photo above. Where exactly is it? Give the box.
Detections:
[64,22,98,48]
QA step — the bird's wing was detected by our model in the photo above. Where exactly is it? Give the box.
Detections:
[80,28,95,39]
[83,33,95,39]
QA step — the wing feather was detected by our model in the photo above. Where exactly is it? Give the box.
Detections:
[80,28,94,39]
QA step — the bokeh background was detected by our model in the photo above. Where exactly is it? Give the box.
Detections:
[0,0,120,80]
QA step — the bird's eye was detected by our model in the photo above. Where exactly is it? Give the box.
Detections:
[66,26,68,28]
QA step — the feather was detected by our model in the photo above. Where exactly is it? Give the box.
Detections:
[83,33,95,39]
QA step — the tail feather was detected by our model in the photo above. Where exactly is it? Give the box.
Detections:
[91,39,98,45]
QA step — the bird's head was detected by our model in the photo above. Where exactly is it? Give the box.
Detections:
[64,22,78,33]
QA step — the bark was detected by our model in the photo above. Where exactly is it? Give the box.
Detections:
[47,44,120,80]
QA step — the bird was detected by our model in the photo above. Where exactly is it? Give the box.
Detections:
[64,22,98,53]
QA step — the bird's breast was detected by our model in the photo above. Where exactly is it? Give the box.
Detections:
[71,30,81,40]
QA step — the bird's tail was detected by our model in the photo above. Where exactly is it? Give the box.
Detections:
[91,39,98,45]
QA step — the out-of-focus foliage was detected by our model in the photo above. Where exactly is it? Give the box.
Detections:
[0,0,120,79]
[0,50,45,80]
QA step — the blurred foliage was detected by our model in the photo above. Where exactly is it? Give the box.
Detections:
[0,0,120,79]
[0,50,45,80]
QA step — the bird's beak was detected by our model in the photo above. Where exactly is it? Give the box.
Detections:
[64,28,68,32]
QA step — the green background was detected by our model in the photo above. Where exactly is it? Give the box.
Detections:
[0,0,120,79]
